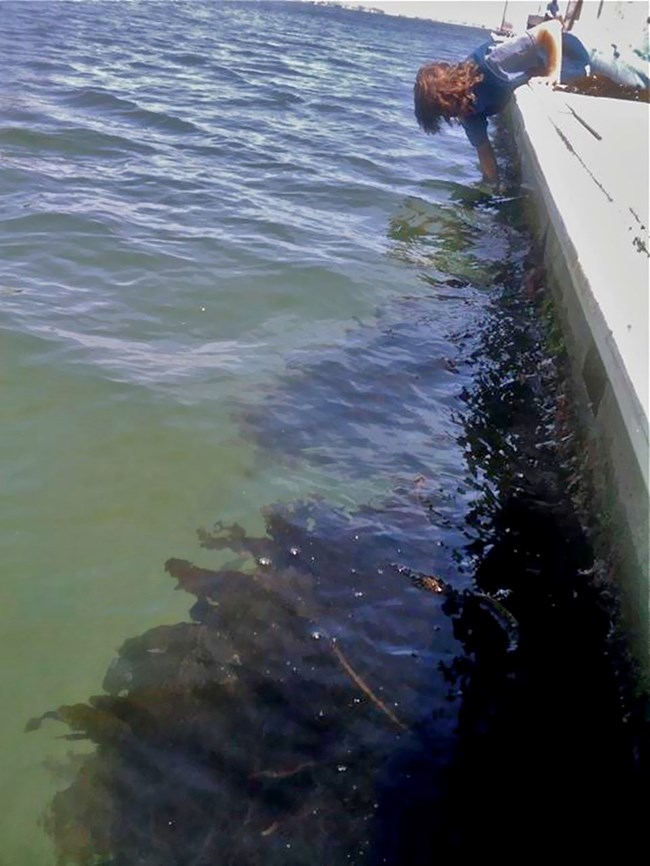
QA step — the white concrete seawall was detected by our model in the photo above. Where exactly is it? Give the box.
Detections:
[509,85,649,666]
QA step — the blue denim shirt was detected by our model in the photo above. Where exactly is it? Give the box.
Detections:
[460,32,590,147]
[461,33,547,147]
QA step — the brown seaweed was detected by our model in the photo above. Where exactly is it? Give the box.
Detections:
[30,498,462,866]
[561,74,650,102]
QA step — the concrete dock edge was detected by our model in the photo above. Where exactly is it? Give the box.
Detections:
[508,85,649,674]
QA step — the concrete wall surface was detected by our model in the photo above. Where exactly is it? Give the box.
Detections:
[510,84,649,666]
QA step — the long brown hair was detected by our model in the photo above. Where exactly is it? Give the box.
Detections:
[413,61,483,134]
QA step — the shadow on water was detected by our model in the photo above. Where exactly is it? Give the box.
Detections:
[28,182,647,864]
[373,251,648,863]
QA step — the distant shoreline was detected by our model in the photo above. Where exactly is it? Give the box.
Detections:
[319,1,493,30]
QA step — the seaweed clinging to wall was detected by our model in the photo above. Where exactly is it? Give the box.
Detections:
[429,250,647,859]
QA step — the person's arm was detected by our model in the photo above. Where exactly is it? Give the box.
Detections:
[476,140,499,184]
[461,115,499,185]
[528,19,563,84]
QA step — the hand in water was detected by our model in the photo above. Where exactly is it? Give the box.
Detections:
[475,179,505,199]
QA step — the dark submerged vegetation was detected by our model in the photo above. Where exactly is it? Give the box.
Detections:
[28,170,647,866]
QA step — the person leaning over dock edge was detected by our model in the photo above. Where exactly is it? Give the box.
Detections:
[414,20,589,184]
